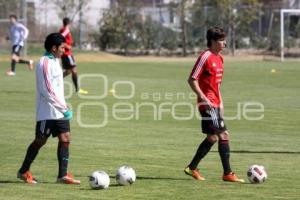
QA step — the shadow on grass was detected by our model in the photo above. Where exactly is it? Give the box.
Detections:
[0,180,22,184]
[136,176,191,181]
[227,150,300,154]
[80,177,192,191]
[79,183,122,191]
[109,175,190,181]
[0,90,32,94]
[0,180,56,184]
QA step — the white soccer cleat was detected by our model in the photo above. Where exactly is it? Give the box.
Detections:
[6,70,16,76]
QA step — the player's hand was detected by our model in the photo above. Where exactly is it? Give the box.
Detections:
[64,44,72,50]
[63,110,73,120]
[199,96,213,110]
[220,105,224,117]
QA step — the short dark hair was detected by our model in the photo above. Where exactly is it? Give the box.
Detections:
[44,33,65,51]
[9,14,17,20]
[63,17,71,26]
[206,27,226,47]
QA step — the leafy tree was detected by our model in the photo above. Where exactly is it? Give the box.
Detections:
[98,0,142,54]
[165,0,194,56]
[137,16,160,51]
[53,0,91,48]
[191,0,260,55]
[216,0,260,55]
[0,0,21,19]
[53,0,90,20]
[161,27,179,51]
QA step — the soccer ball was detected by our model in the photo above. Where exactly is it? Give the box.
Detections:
[116,166,136,186]
[247,165,267,184]
[89,171,110,189]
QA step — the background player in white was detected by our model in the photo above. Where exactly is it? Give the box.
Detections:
[6,14,33,76]
[17,33,80,184]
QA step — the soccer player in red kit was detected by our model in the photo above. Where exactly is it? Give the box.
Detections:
[59,17,88,94]
[184,27,244,182]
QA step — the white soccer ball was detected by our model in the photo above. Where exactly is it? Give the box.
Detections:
[247,165,267,184]
[89,171,110,189]
[116,166,136,186]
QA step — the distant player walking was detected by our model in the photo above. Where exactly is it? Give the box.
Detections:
[184,27,244,182]
[17,33,80,184]
[59,17,88,94]
[6,14,33,76]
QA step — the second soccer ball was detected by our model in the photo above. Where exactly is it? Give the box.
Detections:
[89,170,110,189]
[247,165,267,184]
[116,166,136,186]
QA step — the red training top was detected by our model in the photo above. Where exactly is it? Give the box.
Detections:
[59,26,73,56]
[189,50,224,110]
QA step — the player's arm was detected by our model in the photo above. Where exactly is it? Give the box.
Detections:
[60,29,72,50]
[19,24,29,41]
[219,89,224,117]
[64,43,72,50]
[188,53,213,109]
[37,61,68,114]
[188,76,212,109]
[6,28,11,40]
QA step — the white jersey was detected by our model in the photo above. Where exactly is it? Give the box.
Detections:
[9,22,29,46]
[36,52,68,121]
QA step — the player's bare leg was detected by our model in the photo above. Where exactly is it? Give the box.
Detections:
[63,69,71,77]
[7,54,33,76]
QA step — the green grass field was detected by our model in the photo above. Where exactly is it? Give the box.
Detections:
[1,57,300,200]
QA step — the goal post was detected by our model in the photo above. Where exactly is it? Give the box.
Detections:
[280,9,300,61]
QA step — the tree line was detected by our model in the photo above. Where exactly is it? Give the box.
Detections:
[2,0,298,56]
[97,0,261,56]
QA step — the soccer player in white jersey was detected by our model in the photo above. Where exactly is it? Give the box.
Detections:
[17,33,80,184]
[6,14,33,76]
